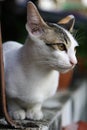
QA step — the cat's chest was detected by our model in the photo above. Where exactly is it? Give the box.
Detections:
[24,69,59,97]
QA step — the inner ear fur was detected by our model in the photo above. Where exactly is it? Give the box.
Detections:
[58,15,75,32]
[26,2,47,35]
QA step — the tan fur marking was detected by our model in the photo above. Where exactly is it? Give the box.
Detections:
[40,25,71,50]
[58,16,73,24]
[41,27,63,44]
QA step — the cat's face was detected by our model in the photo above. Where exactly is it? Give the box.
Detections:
[39,23,78,72]
[26,2,78,73]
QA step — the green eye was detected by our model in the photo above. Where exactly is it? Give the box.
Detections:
[58,43,66,51]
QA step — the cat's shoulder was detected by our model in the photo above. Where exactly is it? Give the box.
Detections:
[3,41,23,53]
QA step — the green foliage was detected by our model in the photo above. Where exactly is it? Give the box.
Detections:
[75,22,87,68]
[75,23,87,58]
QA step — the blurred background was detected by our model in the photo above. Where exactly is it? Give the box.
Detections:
[0,0,87,128]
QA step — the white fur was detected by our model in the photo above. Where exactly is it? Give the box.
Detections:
[62,28,78,67]
[3,39,59,120]
[3,2,78,120]
[3,29,78,120]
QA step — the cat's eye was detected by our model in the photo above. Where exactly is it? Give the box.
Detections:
[46,43,56,49]
[46,43,57,46]
[46,43,66,51]
[58,43,66,51]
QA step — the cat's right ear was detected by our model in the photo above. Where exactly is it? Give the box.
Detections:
[58,15,75,32]
[26,2,46,36]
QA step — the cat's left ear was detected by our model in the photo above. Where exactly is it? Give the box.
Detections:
[26,2,46,36]
[58,15,75,32]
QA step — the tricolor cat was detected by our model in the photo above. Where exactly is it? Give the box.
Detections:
[3,2,78,120]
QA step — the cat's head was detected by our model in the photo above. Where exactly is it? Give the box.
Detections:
[26,2,78,73]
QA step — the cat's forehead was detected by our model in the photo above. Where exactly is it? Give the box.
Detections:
[47,23,70,41]
[46,23,78,48]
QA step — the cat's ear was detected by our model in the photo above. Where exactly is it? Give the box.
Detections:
[26,2,46,36]
[58,15,75,32]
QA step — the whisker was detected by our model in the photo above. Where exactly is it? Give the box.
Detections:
[75,28,86,43]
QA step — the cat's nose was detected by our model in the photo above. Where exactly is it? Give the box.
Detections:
[70,59,77,66]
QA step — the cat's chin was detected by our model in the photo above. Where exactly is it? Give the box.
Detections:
[56,65,75,73]
[57,67,72,73]
[60,69,71,74]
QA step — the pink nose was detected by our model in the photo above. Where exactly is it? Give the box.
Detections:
[70,59,77,66]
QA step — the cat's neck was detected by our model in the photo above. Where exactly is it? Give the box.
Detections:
[20,37,53,72]
[21,36,36,59]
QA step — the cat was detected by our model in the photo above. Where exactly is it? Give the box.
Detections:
[3,1,78,120]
